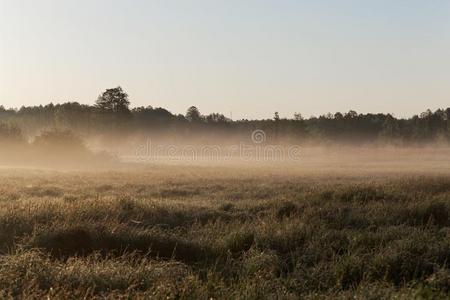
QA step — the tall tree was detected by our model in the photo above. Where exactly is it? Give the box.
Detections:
[96,87,130,113]
[186,106,202,122]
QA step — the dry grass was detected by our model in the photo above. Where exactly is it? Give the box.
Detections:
[0,164,449,299]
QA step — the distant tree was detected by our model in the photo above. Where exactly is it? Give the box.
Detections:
[445,108,450,121]
[334,112,344,120]
[345,110,358,119]
[420,109,432,119]
[294,113,303,121]
[96,87,130,113]
[0,122,24,144]
[132,106,175,130]
[274,112,280,121]
[0,106,16,121]
[186,106,202,122]
[206,113,230,123]
[380,114,401,140]
[55,102,94,133]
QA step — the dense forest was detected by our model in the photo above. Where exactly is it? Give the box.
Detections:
[1,87,450,146]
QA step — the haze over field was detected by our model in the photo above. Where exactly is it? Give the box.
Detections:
[1,86,450,171]
[1,1,450,299]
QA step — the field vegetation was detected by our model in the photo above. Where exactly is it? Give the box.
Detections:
[0,165,449,299]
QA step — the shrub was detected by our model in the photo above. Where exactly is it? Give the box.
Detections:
[30,129,114,167]
[33,130,88,155]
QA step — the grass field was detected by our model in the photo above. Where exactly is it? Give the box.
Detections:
[0,163,449,299]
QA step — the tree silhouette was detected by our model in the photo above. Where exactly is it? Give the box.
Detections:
[186,106,202,122]
[274,112,280,121]
[0,86,450,145]
[96,87,130,113]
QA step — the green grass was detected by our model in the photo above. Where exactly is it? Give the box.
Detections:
[0,166,449,299]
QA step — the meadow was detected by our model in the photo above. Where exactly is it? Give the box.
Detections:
[0,161,449,299]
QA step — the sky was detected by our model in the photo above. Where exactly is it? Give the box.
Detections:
[1,0,449,119]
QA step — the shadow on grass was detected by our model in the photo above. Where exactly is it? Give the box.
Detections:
[30,226,211,265]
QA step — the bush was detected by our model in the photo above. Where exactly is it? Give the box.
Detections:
[33,130,88,156]
[29,129,114,167]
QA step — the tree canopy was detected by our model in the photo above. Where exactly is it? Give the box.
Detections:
[2,87,450,145]
[96,87,130,113]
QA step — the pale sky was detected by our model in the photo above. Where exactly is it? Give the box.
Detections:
[1,0,449,119]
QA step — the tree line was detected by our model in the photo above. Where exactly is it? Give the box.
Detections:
[1,86,450,145]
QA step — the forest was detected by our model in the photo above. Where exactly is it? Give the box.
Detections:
[1,86,450,145]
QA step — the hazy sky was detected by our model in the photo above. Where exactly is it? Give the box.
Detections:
[1,0,449,119]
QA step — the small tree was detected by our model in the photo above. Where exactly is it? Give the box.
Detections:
[274,112,280,121]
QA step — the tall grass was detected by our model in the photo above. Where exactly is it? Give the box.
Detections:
[0,167,449,299]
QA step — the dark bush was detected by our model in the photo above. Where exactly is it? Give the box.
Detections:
[33,130,88,156]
